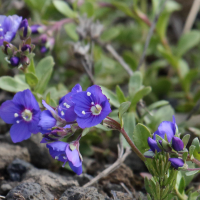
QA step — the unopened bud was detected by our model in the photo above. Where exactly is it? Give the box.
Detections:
[19,19,32,40]
[21,56,30,66]
[40,46,49,54]
[21,44,31,53]
[31,24,45,34]
[3,43,13,55]
[10,56,20,67]
[168,158,185,169]
[172,137,184,151]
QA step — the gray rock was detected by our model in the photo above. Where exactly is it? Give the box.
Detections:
[0,181,20,195]
[6,182,54,200]
[7,158,34,181]
[0,143,30,170]
[0,133,53,168]
[23,168,79,198]
[59,186,110,200]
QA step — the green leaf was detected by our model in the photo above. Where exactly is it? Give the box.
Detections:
[112,2,134,17]
[148,100,169,111]
[116,85,126,103]
[192,138,200,152]
[118,102,131,127]
[0,76,30,93]
[121,112,135,148]
[189,145,196,160]
[130,86,152,109]
[182,69,199,92]
[178,176,185,194]
[35,56,55,94]
[185,170,200,177]
[123,51,137,71]
[80,2,94,17]
[128,71,142,96]
[182,134,190,148]
[182,152,188,162]
[82,128,91,137]
[101,86,120,108]
[95,124,111,131]
[133,123,151,153]
[53,0,77,18]
[64,23,78,41]
[176,30,200,57]
[27,58,35,74]
[25,72,38,88]
[101,27,120,42]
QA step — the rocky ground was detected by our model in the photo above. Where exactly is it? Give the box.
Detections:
[0,116,149,200]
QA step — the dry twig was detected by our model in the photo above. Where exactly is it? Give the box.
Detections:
[183,0,200,34]
[83,145,131,188]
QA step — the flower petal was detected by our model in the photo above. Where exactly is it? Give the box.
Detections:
[153,121,176,142]
[168,158,184,169]
[10,122,31,143]
[38,110,56,133]
[13,89,40,111]
[66,145,82,167]
[47,141,68,152]
[0,100,22,124]
[69,161,82,175]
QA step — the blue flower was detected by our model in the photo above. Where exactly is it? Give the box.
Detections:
[0,89,41,143]
[58,84,82,122]
[72,85,111,128]
[38,100,68,134]
[47,141,82,175]
[168,158,184,169]
[0,15,22,46]
[147,116,177,152]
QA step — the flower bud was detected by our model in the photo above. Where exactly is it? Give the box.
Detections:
[3,43,13,55]
[172,136,184,151]
[10,56,20,67]
[19,19,32,40]
[31,24,45,34]
[40,46,49,54]
[21,44,31,53]
[168,158,184,169]
[21,56,30,66]
[147,137,161,153]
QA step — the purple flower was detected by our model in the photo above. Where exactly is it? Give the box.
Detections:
[0,15,22,46]
[172,136,184,151]
[147,116,177,152]
[38,100,68,134]
[169,158,184,169]
[72,85,111,128]
[10,56,20,66]
[58,84,82,122]
[47,141,82,175]
[0,89,41,143]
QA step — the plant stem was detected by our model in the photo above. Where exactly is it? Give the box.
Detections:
[120,128,145,161]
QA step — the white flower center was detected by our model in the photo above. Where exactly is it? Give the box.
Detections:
[87,92,91,96]
[91,104,102,115]
[22,109,32,122]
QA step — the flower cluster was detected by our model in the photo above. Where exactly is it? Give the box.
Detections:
[1,15,35,69]
[146,117,186,169]
[0,85,111,175]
